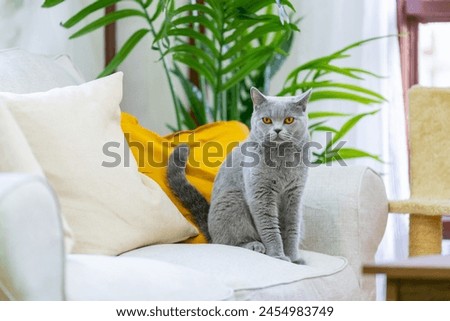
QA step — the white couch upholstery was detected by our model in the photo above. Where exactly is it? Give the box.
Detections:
[0,49,388,301]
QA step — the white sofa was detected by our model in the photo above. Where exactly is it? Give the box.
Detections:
[0,49,388,301]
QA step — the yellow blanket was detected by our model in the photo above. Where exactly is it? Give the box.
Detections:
[121,112,249,243]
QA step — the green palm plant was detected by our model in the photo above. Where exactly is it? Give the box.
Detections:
[42,0,386,164]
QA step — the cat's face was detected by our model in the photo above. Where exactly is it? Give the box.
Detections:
[249,88,311,144]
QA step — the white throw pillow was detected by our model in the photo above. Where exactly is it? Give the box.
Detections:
[0,73,198,255]
[0,48,84,93]
[0,106,74,252]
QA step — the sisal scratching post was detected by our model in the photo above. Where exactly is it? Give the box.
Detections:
[409,214,442,256]
[406,87,450,256]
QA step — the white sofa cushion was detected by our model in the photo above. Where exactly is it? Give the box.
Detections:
[1,73,198,255]
[122,244,362,300]
[0,48,84,93]
[65,254,233,301]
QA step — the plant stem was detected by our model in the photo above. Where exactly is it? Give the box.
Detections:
[136,0,182,130]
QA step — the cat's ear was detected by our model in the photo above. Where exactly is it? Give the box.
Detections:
[293,89,312,112]
[250,87,267,108]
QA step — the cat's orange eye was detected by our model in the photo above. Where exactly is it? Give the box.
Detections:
[284,117,295,124]
[262,117,272,124]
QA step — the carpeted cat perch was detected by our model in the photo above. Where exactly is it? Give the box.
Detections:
[389,86,450,256]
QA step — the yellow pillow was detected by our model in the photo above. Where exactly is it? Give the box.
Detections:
[121,112,250,243]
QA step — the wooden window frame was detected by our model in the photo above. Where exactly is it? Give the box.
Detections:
[104,4,116,68]
[397,0,450,107]
[397,0,450,239]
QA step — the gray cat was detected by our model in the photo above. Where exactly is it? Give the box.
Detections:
[167,87,311,264]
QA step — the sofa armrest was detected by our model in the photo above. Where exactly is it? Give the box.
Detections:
[0,174,65,300]
[302,166,388,300]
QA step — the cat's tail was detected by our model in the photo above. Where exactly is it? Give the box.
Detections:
[167,144,211,241]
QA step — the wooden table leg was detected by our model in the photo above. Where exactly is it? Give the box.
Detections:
[386,279,399,301]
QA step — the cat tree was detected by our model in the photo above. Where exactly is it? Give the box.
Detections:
[389,86,450,256]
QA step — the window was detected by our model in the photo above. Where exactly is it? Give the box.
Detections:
[397,0,450,99]
[397,0,450,242]
[419,22,450,86]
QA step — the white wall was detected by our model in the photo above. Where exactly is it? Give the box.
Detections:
[272,0,365,94]
[116,1,176,135]
[0,0,104,81]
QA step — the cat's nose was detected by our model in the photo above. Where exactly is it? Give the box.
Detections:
[274,129,282,134]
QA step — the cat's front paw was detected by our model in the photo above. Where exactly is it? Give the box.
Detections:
[285,248,304,264]
[242,241,266,254]
[291,257,305,265]
[273,255,291,262]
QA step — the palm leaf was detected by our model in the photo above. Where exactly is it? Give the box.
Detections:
[62,0,121,28]
[222,47,275,75]
[173,53,216,88]
[42,0,65,8]
[308,111,350,119]
[165,28,219,56]
[223,22,287,58]
[320,148,382,164]
[171,4,220,21]
[170,15,221,40]
[333,35,396,55]
[311,125,339,134]
[172,64,208,125]
[70,10,145,39]
[163,44,216,70]
[310,91,383,105]
[243,0,295,13]
[177,98,198,129]
[222,49,274,90]
[149,0,167,21]
[160,0,295,123]
[285,54,347,82]
[98,29,150,78]
[278,82,386,104]
[325,110,379,149]
[308,120,327,131]
[265,29,294,80]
